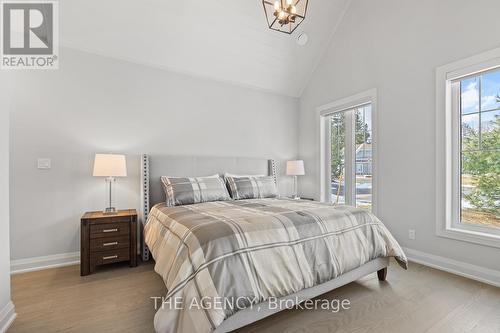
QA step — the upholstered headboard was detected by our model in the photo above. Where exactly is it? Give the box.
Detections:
[140,154,277,260]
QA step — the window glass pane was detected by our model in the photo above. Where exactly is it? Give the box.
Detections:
[365,105,372,136]
[459,71,500,229]
[461,77,479,114]
[480,69,500,111]
[460,151,500,228]
[461,113,479,151]
[330,113,346,205]
[481,110,500,141]
[355,105,372,210]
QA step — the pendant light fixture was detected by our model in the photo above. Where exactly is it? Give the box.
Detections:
[262,0,309,34]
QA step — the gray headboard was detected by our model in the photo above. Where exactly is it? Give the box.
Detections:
[140,154,277,260]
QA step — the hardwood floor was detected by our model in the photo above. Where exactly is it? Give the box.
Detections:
[8,260,500,333]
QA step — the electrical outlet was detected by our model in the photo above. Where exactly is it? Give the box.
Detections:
[408,229,416,240]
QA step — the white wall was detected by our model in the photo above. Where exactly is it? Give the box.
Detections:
[9,47,299,261]
[299,0,500,271]
[1,77,15,331]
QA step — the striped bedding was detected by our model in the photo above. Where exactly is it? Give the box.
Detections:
[144,198,407,333]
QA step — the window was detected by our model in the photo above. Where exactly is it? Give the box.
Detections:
[436,48,500,247]
[319,90,377,213]
[457,70,500,228]
[355,105,373,210]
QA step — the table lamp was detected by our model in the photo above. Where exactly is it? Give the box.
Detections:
[93,153,127,214]
[286,160,305,200]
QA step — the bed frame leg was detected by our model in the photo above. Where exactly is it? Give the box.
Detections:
[377,267,387,281]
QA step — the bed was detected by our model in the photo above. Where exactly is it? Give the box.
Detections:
[140,155,407,333]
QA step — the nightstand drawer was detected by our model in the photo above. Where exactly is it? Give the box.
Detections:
[90,222,130,239]
[90,236,130,252]
[91,248,130,266]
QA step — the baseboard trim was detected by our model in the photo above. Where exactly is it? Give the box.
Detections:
[11,252,80,275]
[0,301,16,333]
[404,247,500,288]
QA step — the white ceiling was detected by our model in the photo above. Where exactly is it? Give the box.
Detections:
[61,0,350,97]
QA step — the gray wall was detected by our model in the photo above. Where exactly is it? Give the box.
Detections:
[299,0,500,270]
[1,80,13,325]
[9,47,299,260]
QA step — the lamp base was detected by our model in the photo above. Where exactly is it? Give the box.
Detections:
[103,207,118,215]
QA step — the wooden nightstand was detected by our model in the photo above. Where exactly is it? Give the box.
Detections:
[80,209,137,276]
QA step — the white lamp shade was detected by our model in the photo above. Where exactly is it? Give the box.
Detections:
[286,160,305,176]
[93,154,127,177]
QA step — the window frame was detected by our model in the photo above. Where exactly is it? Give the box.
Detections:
[318,89,378,215]
[436,48,500,248]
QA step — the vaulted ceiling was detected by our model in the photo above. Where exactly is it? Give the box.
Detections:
[61,0,350,97]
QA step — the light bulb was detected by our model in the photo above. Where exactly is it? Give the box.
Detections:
[274,1,280,11]
[286,0,293,5]
[290,5,297,14]
[278,11,286,19]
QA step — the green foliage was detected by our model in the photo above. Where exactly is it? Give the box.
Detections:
[330,113,345,180]
[461,115,500,212]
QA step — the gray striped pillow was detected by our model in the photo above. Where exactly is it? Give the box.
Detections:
[225,175,278,200]
[161,175,231,207]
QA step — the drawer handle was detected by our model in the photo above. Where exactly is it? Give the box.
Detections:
[103,242,118,247]
[103,228,118,233]
[103,255,118,260]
